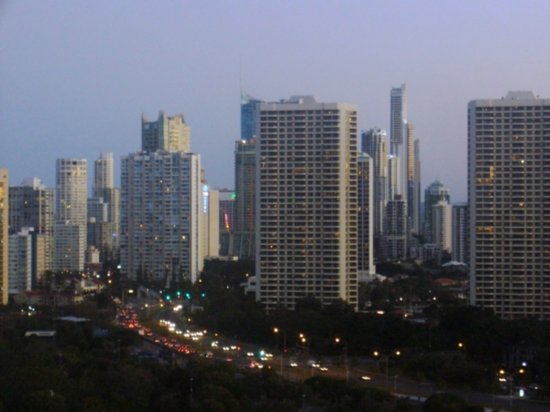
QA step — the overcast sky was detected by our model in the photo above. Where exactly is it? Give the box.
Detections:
[1,0,549,201]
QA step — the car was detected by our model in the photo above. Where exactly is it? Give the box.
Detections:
[361,375,371,381]
[319,367,328,372]
[289,361,299,368]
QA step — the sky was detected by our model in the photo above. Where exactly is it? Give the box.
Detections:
[1,1,550,202]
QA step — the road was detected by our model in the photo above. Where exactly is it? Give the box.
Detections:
[121,298,550,412]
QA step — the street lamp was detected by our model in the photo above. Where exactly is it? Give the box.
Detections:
[334,337,349,383]
[273,327,286,376]
[373,349,401,387]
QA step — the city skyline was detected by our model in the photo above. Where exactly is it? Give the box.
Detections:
[2,1,550,201]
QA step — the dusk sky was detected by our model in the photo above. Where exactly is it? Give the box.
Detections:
[1,1,549,201]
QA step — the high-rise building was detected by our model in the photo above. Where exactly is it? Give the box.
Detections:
[93,152,113,197]
[358,153,374,278]
[88,153,119,261]
[256,96,358,310]
[8,228,33,294]
[241,93,262,142]
[9,178,53,273]
[390,83,408,198]
[0,169,8,305]
[469,91,550,319]
[142,111,191,153]
[362,129,388,237]
[431,200,452,253]
[200,182,219,259]
[384,196,407,261]
[233,139,256,259]
[387,155,400,203]
[423,181,450,243]
[120,151,202,284]
[407,124,421,235]
[452,203,469,265]
[54,159,87,272]
[218,189,235,256]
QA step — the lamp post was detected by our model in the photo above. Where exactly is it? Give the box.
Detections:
[373,349,401,388]
[335,337,349,383]
[273,327,286,376]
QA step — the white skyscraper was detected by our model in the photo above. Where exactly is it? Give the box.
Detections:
[432,200,452,253]
[390,83,408,198]
[256,96,358,311]
[0,169,8,305]
[54,159,87,272]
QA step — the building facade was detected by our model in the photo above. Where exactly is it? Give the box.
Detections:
[120,151,202,284]
[142,111,191,153]
[54,159,87,272]
[233,139,256,259]
[358,153,374,278]
[431,200,452,253]
[0,169,8,304]
[452,203,469,265]
[384,197,408,261]
[469,91,550,319]
[423,181,450,243]
[256,96,358,310]
[9,178,53,273]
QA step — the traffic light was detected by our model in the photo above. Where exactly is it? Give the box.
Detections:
[185,292,191,300]
[165,294,171,301]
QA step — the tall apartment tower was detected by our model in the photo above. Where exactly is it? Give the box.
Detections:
[54,159,87,272]
[431,200,452,253]
[0,169,8,305]
[120,151,202,284]
[423,181,450,243]
[390,84,408,198]
[452,203,469,265]
[361,129,388,238]
[256,96,358,311]
[384,196,408,261]
[9,178,54,274]
[358,153,375,278]
[141,111,191,153]
[241,93,262,142]
[218,189,235,256]
[93,152,113,197]
[88,153,119,261]
[233,139,256,259]
[407,124,421,235]
[469,91,550,319]
[8,228,33,294]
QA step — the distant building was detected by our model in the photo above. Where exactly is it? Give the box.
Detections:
[54,159,87,272]
[431,200,452,253]
[9,178,53,273]
[233,139,256,259]
[141,111,190,153]
[88,153,119,261]
[256,96,358,310]
[0,169,9,304]
[9,228,33,294]
[390,83,408,199]
[407,125,421,235]
[469,91,550,319]
[423,181,450,243]
[358,153,374,278]
[200,182,219,259]
[241,93,262,142]
[384,196,407,261]
[218,189,235,256]
[120,151,202,284]
[362,128,388,260]
[452,203,469,265]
